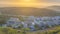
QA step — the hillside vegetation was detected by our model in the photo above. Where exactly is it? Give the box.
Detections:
[0,26,60,34]
[0,7,60,16]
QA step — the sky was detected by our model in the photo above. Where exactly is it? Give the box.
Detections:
[0,0,60,7]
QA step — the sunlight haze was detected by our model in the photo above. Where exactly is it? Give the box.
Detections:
[0,0,60,8]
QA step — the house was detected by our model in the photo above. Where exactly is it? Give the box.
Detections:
[52,16,60,21]
[46,21,55,27]
[6,17,21,28]
[22,16,35,26]
[34,17,42,24]
[41,17,52,21]
[52,16,60,25]
[22,22,28,28]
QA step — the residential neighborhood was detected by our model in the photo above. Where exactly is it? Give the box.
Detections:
[1,16,60,31]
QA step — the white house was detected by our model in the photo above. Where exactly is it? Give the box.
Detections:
[22,16,35,26]
[21,22,28,28]
[52,16,60,21]
[52,16,60,25]
[46,21,55,27]
[6,17,21,27]
[41,17,52,21]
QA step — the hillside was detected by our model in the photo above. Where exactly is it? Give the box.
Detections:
[47,5,60,12]
[0,7,60,16]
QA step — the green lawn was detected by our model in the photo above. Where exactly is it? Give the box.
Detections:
[0,26,60,34]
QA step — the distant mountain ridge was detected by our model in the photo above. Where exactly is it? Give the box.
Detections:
[47,5,60,12]
[0,6,60,16]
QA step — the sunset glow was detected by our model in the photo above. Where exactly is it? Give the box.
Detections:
[0,0,60,7]
[20,0,37,3]
[23,0,31,2]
